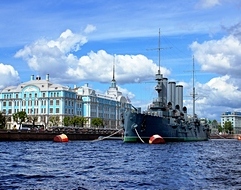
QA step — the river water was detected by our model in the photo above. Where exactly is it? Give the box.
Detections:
[0,139,240,190]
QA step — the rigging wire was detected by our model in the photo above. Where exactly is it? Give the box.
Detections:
[134,128,145,143]
[91,128,123,142]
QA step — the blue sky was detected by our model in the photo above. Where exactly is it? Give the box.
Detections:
[0,0,241,121]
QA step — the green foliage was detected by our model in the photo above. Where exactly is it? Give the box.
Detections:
[0,112,6,129]
[71,116,82,127]
[218,125,223,133]
[212,120,218,127]
[91,118,104,128]
[79,117,88,127]
[63,116,71,126]
[49,116,59,126]
[13,111,27,125]
[63,116,87,127]
[223,121,233,134]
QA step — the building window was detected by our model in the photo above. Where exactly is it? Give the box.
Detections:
[56,108,59,113]
[50,108,53,113]
[24,94,26,98]
[3,101,6,106]
[50,100,53,105]
[34,100,37,106]
[35,93,37,98]
[9,102,12,106]
[43,93,45,98]
[56,100,59,105]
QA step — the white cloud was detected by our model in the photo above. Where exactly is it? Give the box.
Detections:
[189,24,241,120]
[187,22,241,120]
[196,0,221,9]
[190,35,241,77]
[183,75,241,120]
[84,24,96,34]
[15,27,170,84]
[0,63,20,89]
[117,85,135,99]
[15,27,89,78]
[202,75,241,107]
[67,50,170,83]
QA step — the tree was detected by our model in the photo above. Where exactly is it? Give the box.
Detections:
[63,116,71,127]
[13,111,27,129]
[212,120,218,128]
[0,111,6,129]
[71,116,82,127]
[218,125,223,133]
[49,116,59,126]
[224,121,233,134]
[79,117,88,128]
[91,118,104,128]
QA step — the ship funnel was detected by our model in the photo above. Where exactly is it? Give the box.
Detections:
[176,85,183,110]
[167,82,176,107]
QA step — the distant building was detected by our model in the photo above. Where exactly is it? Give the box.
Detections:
[0,74,78,129]
[0,69,131,129]
[74,77,130,128]
[221,111,241,134]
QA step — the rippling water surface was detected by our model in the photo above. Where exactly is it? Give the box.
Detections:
[0,139,240,190]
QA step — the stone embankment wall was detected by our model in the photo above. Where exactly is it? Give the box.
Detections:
[210,133,240,139]
[0,129,122,141]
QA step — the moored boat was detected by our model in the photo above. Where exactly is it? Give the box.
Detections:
[122,30,210,143]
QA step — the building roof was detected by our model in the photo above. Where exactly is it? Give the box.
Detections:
[1,75,70,93]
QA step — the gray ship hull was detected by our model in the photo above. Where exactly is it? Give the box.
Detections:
[123,111,209,143]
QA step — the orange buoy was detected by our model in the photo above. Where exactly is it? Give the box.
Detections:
[238,136,241,140]
[149,134,165,144]
[54,134,69,142]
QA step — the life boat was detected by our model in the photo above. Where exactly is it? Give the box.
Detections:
[53,134,69,142]
[149,134,165,144]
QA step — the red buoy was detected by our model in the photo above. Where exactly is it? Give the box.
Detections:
[149,134,165,144]
[54,134,69,142]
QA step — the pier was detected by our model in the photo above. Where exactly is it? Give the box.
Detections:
[0,128,123,141]
[209,133,240,139]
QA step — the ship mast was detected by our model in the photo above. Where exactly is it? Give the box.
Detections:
[192,56,197,117]
[155,29,163,107]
